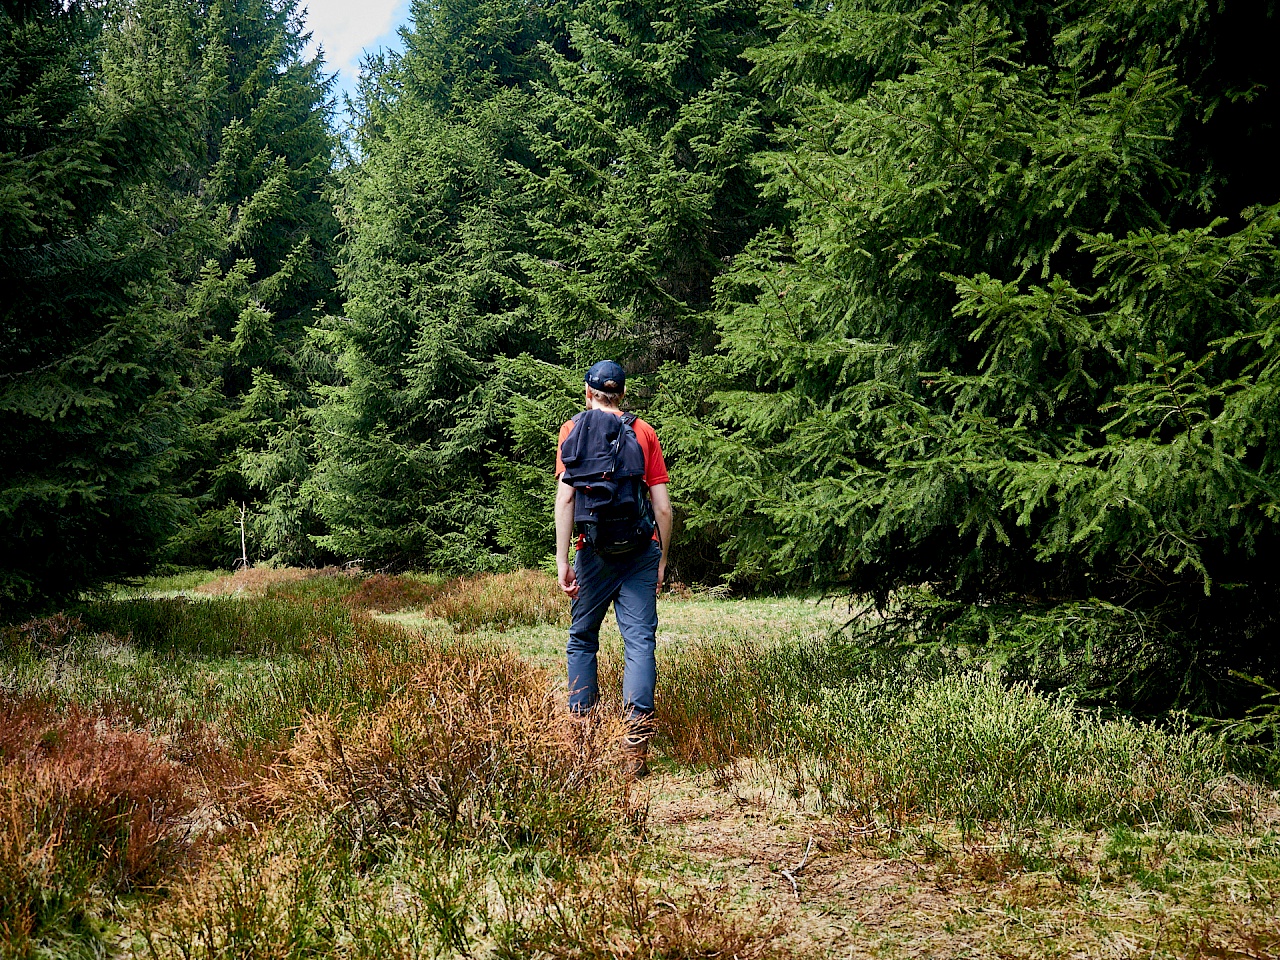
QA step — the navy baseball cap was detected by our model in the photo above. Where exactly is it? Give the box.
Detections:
[585,360,625,392]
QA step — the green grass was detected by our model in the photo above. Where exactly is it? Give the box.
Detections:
[2,570,1276,960]
[107,568,230,597]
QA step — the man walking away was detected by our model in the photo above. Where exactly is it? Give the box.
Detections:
[555,360,672,779]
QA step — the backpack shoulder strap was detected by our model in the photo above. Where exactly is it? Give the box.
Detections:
[617,413,649,492]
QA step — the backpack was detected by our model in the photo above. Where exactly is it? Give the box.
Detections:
[558,409,655,558]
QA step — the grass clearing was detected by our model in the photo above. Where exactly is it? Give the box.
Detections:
[1,568,1276,959]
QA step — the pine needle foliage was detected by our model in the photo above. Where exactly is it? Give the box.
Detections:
[143,0,340,568]
[0,0,200,616]
[663,0,1280,711]
[308,0,563,570]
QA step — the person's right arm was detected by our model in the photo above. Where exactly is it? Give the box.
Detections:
[555,478,579,598]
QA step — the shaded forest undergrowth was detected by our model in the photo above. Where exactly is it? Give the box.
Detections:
[2,569,1278,958]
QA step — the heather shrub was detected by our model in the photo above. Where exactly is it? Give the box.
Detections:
[273,641,626,855]
[424,570,568,632]
[339,573,446,613]
[0,698,193,956]
[0,613,84,650]
[194,566,342,597]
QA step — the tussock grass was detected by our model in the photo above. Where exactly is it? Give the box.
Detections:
[273,640,628,855]
[1,698,192,956]
[1,607,429,750]
[615,635,1243,830]
[788,673,1239,829]
[423,570,568,632]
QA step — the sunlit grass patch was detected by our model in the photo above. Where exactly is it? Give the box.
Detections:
[136,824,400,960]
[111,568,230,597]
[137,820,791,960]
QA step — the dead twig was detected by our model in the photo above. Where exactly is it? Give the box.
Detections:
[780,837,815,901]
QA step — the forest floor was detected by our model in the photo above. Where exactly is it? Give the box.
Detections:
[2,567,1277,959]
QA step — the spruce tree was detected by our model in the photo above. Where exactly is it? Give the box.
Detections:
[145,0,339,568]
[308,0,560,570]
[520,0,773,367]
[670,0,1280,709]
[0,0,199,614]
[493,0,778,567]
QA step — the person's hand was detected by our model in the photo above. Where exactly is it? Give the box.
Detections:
[656,558,666,597]
[558,561,579,599]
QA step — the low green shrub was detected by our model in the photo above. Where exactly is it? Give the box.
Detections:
[638,635,1243,829]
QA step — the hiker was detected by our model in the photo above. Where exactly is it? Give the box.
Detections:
[555,360,672,778]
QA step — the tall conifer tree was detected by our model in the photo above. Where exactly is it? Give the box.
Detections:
[309,0,561,569]
[493,0,777,568]
[0,0,199,613]
[669,0,1280,708]
[147,0,339,567]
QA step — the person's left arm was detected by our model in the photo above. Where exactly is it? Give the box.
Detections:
[649,482,672,595]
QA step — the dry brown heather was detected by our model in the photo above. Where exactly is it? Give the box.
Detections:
[0,698,193,955]
[421,568,570,631]
[0,570,1277,959]
[195,565,565,625]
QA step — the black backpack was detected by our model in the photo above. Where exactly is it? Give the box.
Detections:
[559,409,655,557]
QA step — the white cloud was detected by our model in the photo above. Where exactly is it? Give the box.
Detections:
[302,0,406,78]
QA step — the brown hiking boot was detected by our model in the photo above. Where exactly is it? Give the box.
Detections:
[623,733,650,780]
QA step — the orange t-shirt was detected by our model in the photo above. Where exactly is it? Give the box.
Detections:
[555,411,669,487]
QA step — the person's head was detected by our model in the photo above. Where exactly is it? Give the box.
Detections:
[584,360,625,408]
